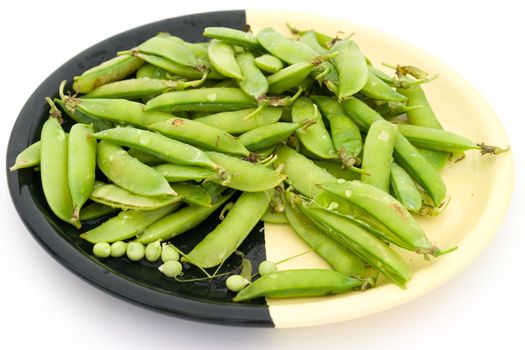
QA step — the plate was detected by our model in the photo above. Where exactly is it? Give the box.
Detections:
[6,10,514,328]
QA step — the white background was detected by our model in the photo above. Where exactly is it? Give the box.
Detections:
[1,0,523,349]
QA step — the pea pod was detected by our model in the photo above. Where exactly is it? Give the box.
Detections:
[144,88,257,112]
[236,52,268,100]
[93,127,219,169]
[257,27,318,64]
[206,152,286,192]
[360,71,407,102]
[96,141,176,197]
[300,206,411,287]
[54,98,113,131]
[203,27,261,50]
[360,120,397,192]
[238,122,302,151]
[284,194,364,277]
[183,190,271,268]
[80,204,178,243]
[292,97,336,159]
[312,160,360,181]
[254,54,284,73]
[136,33,198,68]
[171,183,212,207]
[68,124,97,221]
[273,146,336,198]
[390,162,423,213]
[261,210,288,224]
[299,30,328,55]
[10,141,41,171]
[73,55,144,93]
[267,62,313,94]
[136,63,180,80]
[208,40,243,80]
[321,180,436,254]
[147,118,249,156]
[195,107,282,134]
[154,164,216,182]
[233,269,363,302]
[286,24,334,49]
[329,39,368,101]
[90,184,182,210]
[127,148,164,165]
[80,202,120,221]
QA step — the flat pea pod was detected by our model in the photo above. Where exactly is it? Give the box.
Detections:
[96,141,176,197]
[390,162,422,213]
[90,183,182,210]
[301,206,411,287]
[236,52,268,100]
[286,24,334,49]
[330,39,368,101]
[256,27,318,64]
[147,118,249,156]
[238,122,301,151]
[311,95,362,166]
[299,30,328,55]
[312,160,360,181]
[183,190,271,268]
[137,33,198,68]
[254,54,284,73]
[261,210,288,224]
[127,148,164,165]
[171,183,212,207]
[40,117,77,227]
[360,71,407,102]
[284,195,364,277]
[368,66,394,84]
[206,152,286,192]
[267,62,313,94]
[292,97,336,159]
[195,107,282,134]
[321,181,435,254]
[360,120,397,192]
[203,27,261,50]
[93,127,219,169]
[10,140,41,171]
[83,78,205,99]
[80,204,178,243]
[144,88,257,112]
[233,269,363,302]
[154,164,216,182]
[79,202,120,221]
[135,191,234,244]
[136,63,181,80]
[208,40,243,80]
[54,98,113,131]
[73,55,144,93]
[273,146,336,198]
[68,124,97,221]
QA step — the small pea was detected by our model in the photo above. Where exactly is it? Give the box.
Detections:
[110,241,128,257]
[145,240,162,262]
[93,242,111,258]
[126,242,145,261]
[158,260,183,278]
[258,260,278,276]
[161,244,180,262]
[226,275,249,292]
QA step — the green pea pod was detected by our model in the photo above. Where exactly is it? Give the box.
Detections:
[170,183,213,207]
[261,210,288,224]
[203,27,261,50]
[267,62,313,94]
[236,52,268,101]
[79,202,120,221]
[206,152,286,192]
[40,117,77,228]
[321,180,436,254]
[233,269,363,302]
[330,39,368,101]
[154,164,216,182]
[137,33,198,68]
[144,88,257,112]
[73,55,144,93]
[96,141,176,197]
[238,122,301,151]
[300,206,411,288]
[360,120,397,192]
[80,204,178,243]
[195,107,282,134]
[254,54,284,73]
[311,95,362,166]
[390,162,423,213]
[148,117,249,156]
[54,98,113,131]
[93,127,219,169]
[10,140,41,171]
[286,24,335,49]
[284,194,364,277]
[136,63,181,80]
[360,71,407,102]
[312,160,360,181]
[90,184,182,210]
[127,148,164,165]
[135,190,234,244]
[183,190,271,268]
[292,97,336,159]
[368,66,394,84]
[208,40,243,80]
[299,30,329,55]
[257,27,318,64]
[273,146,336,198]
[68,124,97,221]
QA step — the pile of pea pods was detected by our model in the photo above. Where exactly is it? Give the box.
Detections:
[11,25,508,302]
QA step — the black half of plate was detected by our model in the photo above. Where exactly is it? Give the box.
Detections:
[6,10,274,328]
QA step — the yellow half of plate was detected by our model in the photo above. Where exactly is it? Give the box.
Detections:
[247,10,514,328]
